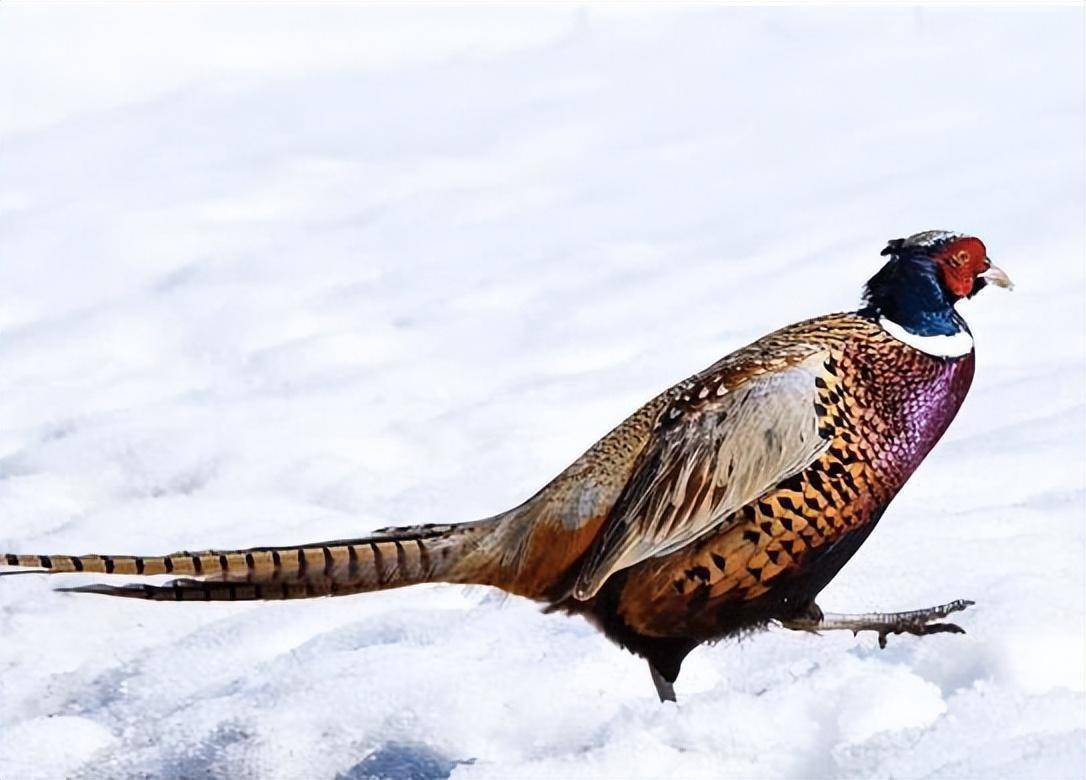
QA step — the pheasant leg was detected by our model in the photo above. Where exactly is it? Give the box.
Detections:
[780,598,975,649]
[648,664,677,703]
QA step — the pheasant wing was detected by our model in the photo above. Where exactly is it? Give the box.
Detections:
[572,350,831,599]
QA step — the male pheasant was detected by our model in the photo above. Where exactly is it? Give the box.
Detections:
[1,231,1012,701]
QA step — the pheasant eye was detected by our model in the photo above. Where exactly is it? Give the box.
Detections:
[942,248,971,269]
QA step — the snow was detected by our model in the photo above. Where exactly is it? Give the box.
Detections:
[0,4,1083,779]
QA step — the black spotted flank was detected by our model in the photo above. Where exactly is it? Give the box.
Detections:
[710,553,727,572]
[742,529,760,544]
[777,495,798,512]
[777,474,805,493]
[800,527,821,544]
[685,565,710,582]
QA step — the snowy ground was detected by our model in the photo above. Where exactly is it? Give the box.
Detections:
[0,5,1083,779]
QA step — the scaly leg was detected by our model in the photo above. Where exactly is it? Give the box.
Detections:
[781,598,975,649]
[648,663,677,703]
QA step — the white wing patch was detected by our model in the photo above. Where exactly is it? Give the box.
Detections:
[879,317,973,358]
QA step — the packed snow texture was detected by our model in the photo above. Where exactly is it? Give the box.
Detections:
[1,5,1083,779]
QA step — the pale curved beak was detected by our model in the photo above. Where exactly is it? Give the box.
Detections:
[980,263,1014,290]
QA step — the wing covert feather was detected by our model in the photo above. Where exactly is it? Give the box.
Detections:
[572,350,831,599]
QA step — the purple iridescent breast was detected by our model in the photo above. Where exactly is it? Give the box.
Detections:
[844,337,975,488]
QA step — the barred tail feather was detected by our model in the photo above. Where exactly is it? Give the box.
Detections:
[1,522,493,602]
[55,577,389,601]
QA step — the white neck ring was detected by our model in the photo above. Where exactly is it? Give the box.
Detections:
[879,317,973,358]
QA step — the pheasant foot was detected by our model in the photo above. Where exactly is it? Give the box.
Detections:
[780,598,975,649]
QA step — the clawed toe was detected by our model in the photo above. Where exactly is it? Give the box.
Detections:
[783,598,976,648]
[875,620,966,649]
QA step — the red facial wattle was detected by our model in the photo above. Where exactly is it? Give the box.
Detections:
[936,237,989,298]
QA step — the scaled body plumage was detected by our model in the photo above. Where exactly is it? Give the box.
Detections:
[554,313,976,681]
[1,231,1012,700]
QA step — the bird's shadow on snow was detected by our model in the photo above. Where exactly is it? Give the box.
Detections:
[337,742,473,780]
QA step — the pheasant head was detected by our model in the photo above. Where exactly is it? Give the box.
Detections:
[861,230,1013,343]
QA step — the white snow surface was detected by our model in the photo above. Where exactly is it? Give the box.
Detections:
[1,5,1083,779]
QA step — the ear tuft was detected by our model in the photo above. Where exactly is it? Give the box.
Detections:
[881,238,905,257]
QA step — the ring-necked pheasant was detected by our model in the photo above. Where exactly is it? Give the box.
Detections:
[2,230,1012,701]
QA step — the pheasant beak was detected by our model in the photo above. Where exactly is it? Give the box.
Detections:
[980,263,1014,290]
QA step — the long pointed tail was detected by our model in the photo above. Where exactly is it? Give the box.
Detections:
[0,522,492,602]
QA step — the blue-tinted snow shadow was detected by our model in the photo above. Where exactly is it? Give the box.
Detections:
[337,742,473,780]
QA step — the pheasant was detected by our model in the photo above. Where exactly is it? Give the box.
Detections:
[2,230,1012,701]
